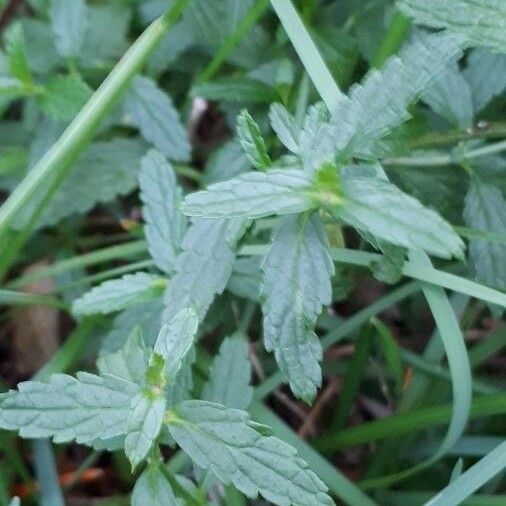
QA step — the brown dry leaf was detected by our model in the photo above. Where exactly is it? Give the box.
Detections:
[11,260,59,377]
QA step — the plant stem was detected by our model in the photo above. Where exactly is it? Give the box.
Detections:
[384,139,506,167]
[270,0,343,109]
[372,10,411,68]
[0,0,189,237]
[410,121,506,148]
[197,0,270,83]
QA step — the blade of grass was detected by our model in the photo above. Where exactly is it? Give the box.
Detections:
[358,251,473,489]
[312,393,506,451]
[332,323,373,430]
[371,10,411,68]
[197,0,270,82]
[0,0,189,271]
[32,439,64,506]
[469,327,506,368]
[7,240,147,289]
[0,289,68,310]
[269,0,343,109]
[250,401,378,506]
[424,442,506,506]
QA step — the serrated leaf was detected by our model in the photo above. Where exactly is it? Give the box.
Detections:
[13,137,147,230]
[261,214,334,402]
[97,326,149,385]
[132,463,182,506]
[399,0,506,53]
[167,401,333,506]
[330,30,463,157]
[4,22,33,84]
[202,139,250,185]
[269,102,300,154]
[421,63,474,129]
[39,73,92,121]
[22,18,60,74]
[227,256,262,301]
[124,76,190,162]
[338,174,465,259]
[154,307,199,379]
[166,347,195,408]
[0,373,139,444]
[50,0,88,58]
[73,272,166,316]
[79,4,131,68]
[162,218,247,321]
[182,169,314,219]
[463,178,506,290]
[464,48,506,112]
[237,110,272,170]
[125,393,166,469]
[101,298,164,354]
[140,150,186,275]
[192,77,278,103]
[203,334,253,410]
[184,0,269,69]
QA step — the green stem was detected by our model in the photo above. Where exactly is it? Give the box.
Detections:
[7,240,147,289]
[0,0,189,237]
[270,0,343,109]
[0,289,68,311]
[197,0,270,83]
[384,139,506,167]
[371,11,411,68]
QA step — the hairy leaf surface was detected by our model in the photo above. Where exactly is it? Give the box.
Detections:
[0,373,138,444]
[139,150,186,274]
[167,401,334,506]
[261,214,334,402]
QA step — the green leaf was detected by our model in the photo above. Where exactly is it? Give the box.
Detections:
[463,178,506,290]
[261,214,334,403]
[0,373,139,444]
[13,138,147,230]
[228,256,262,301]
[73,272,167,316]
[139,150,186,275]
[202,139,250,185]
[162,218,247,321]
[421,63,474,129]
[102,298,164,353]
[154,307,199,379]
[49,0,89,58]
[370,242,406,285]
[79,4,131,68]
[203,334,253,409]
[464,48,506,113]
[39,73,93,121]
[182,169,314,219]
[125,393,166,469]
[98,326,149,386]
[22,18,60,74]
[338,174,465,259]
[192,77,278,103]
[331,30,463,157]
[399,0,506,53]
[237,110,272,170]
[4,22,33,84]
[269,102,300,154]
[167,401,333,506]
[132,463,182,506]
[125,76,190,162]
[8,498,20,506]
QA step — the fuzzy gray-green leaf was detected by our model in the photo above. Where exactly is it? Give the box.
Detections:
[203,334,253,410]
[73,272,166,316]
[463,178,506,290]
[261,214,334,403]
[125,76,190,162]
[0,373,139,445]
[132,464,182,506]
[167,401,334,506]
[182,169,314,219]
[338,175,465,259]
[237,110,272,170]
[50,0,88,58]
[139,150,186,275]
